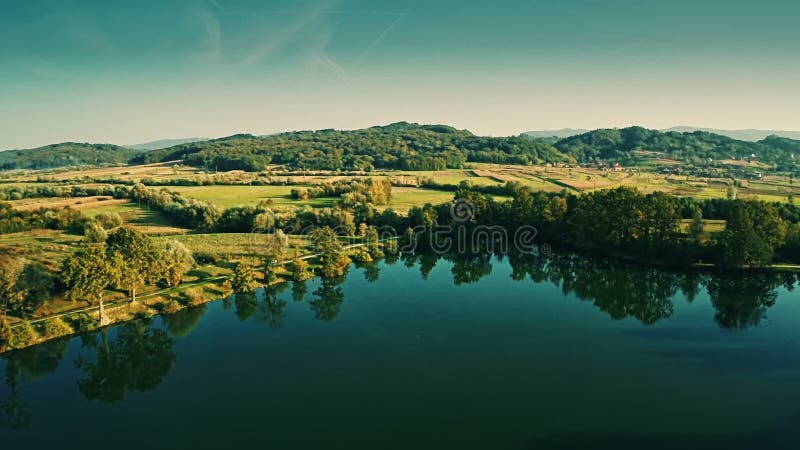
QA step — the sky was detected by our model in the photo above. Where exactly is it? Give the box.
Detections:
[1,0,799,149]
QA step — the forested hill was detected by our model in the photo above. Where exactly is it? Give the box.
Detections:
[2,123,800,172]
[139,123,800,172]
[555,127,799,170]
[133,122,569,171]
[0,143,138,170]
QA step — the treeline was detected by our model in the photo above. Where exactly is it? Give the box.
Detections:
[121,184,398,234]
[413,184,800,268]
[0,184,122,201]
[290,178,392,206]
[0,202,86,234]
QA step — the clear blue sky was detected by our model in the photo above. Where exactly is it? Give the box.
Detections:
[1,0,799,149]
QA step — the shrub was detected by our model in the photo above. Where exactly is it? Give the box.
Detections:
[194,251,220,265]
[95,212,122,229]
[68,313,97,333]
[84,220,108,243]
[220,280,234,298]
[162,300,182,314]
[42,317,74,338]
[0,315,12,351]
[11,321,38,348]
[182,288,205,306]
[351,250,373,264]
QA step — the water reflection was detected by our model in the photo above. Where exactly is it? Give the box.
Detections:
[1,251,798,433]
[0,339,70,431]
[75,321,175,403]
[309,276,346,322]
[163,305,207,338]
[255,286,288,330]
[398,250,795,330]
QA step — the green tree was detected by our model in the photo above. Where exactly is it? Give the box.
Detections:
[0,314,12,352]
[261,230,289,283]
[718,201,787,267]
[688,207,706,245]
[61,246,119,326]
[642,191,679,245]
[159,240,195,287]
[231,261,257,293]
[0,258,22,316]
[13,262,55,317]
[311,226,350,278]
[291,257,312,282]
[252,211,275,232]
[105,227,161,303]
[365,225,384,259]
[83,220,107,243]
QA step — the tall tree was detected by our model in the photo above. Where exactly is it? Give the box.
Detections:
[719,201,787,267]
[61,246,119,326]
[260,230,289,283]
[231,261,257,293]
[688,207,706,245]
[105,227,161,303]
[159,240,195,287]
[311,226,350,277]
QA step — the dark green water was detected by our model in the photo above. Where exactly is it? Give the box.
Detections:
[2,252,800,449]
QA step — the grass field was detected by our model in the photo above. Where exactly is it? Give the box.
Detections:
[0,230,83,269]
[168,185,337,208]
[387,187,456,212]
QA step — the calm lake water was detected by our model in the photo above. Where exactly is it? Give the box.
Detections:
[2,252,800,449]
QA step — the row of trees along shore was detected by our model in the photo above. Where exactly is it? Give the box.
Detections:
[444,184,800,268]
[2,180,800,268]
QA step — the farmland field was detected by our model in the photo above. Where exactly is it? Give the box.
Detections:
[167,185,334,208]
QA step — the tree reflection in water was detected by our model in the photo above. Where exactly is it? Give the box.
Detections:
[309,276,346,322]
[400,250,796,330]
[76,320,175,403]
[291,281,308,302]
[163,305,207,338]
[0,250,797,432]
[255,286,288,330]
[1,339,69,431]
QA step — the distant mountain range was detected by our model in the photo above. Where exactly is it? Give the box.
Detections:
[125,138,209,151]
[525,127,800,141]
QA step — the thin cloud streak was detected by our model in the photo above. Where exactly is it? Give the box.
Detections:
[307,27,348,81]
[353,10,408,69]
[244,0,336,64]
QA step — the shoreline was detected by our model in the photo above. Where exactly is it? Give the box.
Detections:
[4,240,800,354]
[0,238,399,354]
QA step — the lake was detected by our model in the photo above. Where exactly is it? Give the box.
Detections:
[2,251,800,449]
